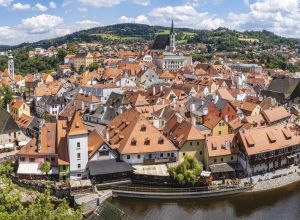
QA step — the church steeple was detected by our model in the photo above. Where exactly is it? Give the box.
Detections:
[8,50,14,80]
[170,19,174,35]
[169,20,176,53]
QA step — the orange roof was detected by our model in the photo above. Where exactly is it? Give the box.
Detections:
[75,93,100,104]
[164,118,204,148]
[88,129,106,158]
[18,123,57,156]
[239,124,300,156]
[203,116,222,130]
[16,114,33,128]
[206,134,239,157]
[10,99,26,110]
[68,111,88,136]
[56,120,69,165]
[107,109,177,154]
[262,106,290,124]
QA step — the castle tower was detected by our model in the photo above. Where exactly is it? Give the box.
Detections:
[169,20,176,53]
[8,50,14,80]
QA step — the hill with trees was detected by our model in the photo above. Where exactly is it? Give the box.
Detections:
[2,23,299,51]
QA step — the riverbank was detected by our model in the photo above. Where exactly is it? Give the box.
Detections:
[249,170,300,192]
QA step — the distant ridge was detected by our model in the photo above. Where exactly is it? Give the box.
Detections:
[1,23,299,50]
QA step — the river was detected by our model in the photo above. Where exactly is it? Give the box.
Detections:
[111,181,300,220]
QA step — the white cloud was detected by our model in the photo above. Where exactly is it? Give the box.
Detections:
[0,26,17,40]
[119,15,150,25]
[12,3,31,10]
[78,0,122,7]
[34,3,48,12]
[74,20,102,29]
[21,14,63,34]
[228,0,300,38]
[49,1,57,9]
[132,0,150,6]
[78,7,88,12]
[62,0,71,7]
[0,0,12,7]
[149,5,224,29]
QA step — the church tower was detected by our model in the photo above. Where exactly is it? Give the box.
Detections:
[8,50,14,80]
[169,20,176,53]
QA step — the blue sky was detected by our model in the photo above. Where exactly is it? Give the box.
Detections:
[0,0,299,45]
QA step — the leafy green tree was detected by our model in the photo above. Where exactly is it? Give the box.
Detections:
[40,161,51,175]
[57,49,68,63]
[88,62,100,72]
[168,156,202,186]
[0,178,82,220]
[0,86,14,109]
[0,160,14,176]
[79,65,85,73]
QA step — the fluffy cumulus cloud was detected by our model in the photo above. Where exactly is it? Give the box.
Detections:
[228,0,300,38]
[0,0,12,7]
[12,2,31,10]
[49,1,57,9]
[78,0,122,7]
[0,26,17,40]
[149,5,224,29]
[132,0,150,6]
[34,3,48,12]
[119,15,150,25]
[21,14,63,34]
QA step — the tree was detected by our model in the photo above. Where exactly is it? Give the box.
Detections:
[0,160,14,176]
[57,49,68,63]
[87,62,99,72]
[40,161,51,175]
[0,86,14,109]
[168,156,202,186]
[0,183,82,220]
[79,65,85,73]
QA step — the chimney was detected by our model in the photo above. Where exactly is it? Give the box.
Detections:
[81,101,85,110]
[190,103,196,112]
[106,129,110,142]
[89,104,94,112]
[153,86,156,95]
[225,115,228,122]
[160,85,163,93]
[172,98,177,108]
[192,117,196,126]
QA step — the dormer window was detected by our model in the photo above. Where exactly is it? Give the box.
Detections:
[131,138,137,146]
[140,124,146,132]
[158,137,164,145]
[144,138,150,145]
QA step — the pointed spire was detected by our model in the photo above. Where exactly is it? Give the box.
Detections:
[170,19,174,35]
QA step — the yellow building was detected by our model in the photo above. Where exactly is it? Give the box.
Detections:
[203,117,229,136]
[204,134,240,179]
[9,99,30,120]
[73,52,94,71]
[163,117,205,162]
